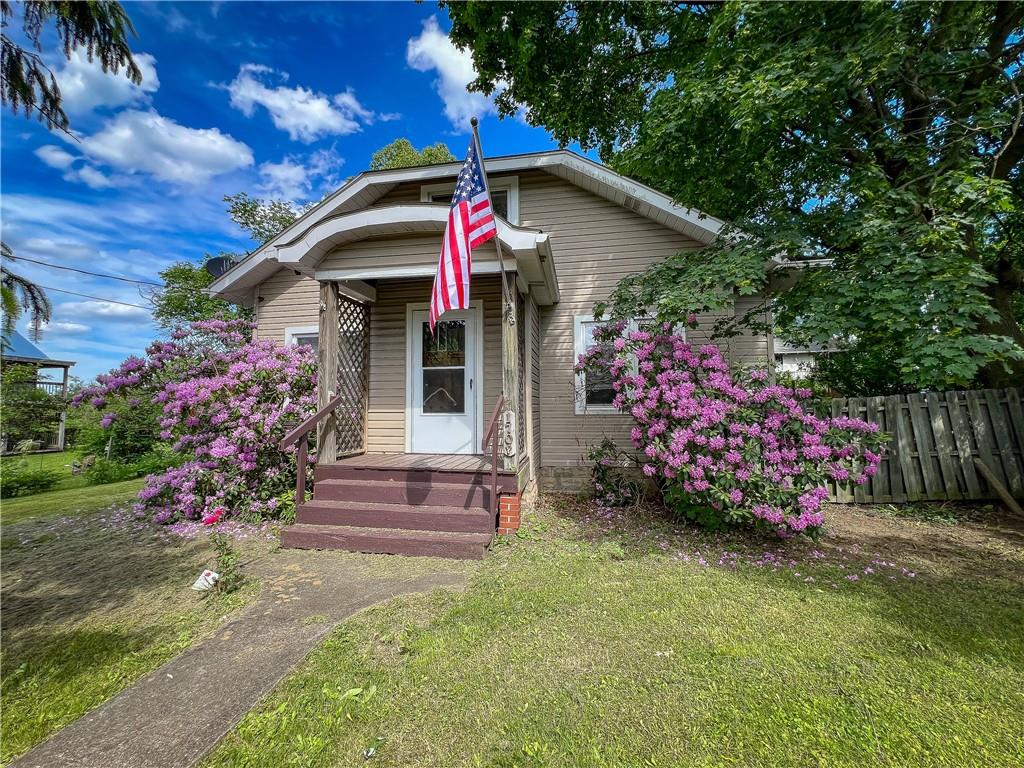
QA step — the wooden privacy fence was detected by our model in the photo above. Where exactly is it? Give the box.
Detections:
[829,388,1024,504]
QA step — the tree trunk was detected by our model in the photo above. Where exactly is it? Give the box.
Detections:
[977,256,1024,388]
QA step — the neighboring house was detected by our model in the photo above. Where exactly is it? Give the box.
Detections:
[210,150,771,557]
[1,330,75,452]
[774,339,826,376]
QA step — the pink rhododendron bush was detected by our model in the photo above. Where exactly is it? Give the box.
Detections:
[73,319,317,523]
[576,321,886,537]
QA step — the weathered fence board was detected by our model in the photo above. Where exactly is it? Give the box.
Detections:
[829,387,1024,504]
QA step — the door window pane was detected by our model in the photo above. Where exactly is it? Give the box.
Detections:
[422,321,465,367]
[423,368,466,414]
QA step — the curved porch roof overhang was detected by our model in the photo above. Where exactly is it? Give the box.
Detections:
[211,203,558,305]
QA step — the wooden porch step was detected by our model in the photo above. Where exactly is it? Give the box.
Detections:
[315,463,517,492]
[281,523,491,560]
[297,499,494,533]
[314,478,497,507]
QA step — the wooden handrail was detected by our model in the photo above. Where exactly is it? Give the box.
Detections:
[279,391,347,505]
[481,395,506,520]
[481,395,506,453]
[279,392,347,450]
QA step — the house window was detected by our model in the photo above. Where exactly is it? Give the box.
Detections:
[285,325,319,354]
[421,177,519,224]
[573,316,677,415]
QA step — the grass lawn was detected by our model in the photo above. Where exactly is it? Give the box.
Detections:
[0,485,266,763]
[0,478,145,525]
[0,450,89,493]
[205,497,1024,768]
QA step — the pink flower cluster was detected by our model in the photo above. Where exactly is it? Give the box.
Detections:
[75,319,317,523]
[576,322,886,536]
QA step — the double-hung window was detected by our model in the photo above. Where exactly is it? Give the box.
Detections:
[573,316,679,415]
[285,325,319,354]
[421,177,519,224]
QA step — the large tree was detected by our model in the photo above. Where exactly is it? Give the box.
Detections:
[447,1,1024,390]
[369,138,456,170]
[1,0,141,133]
[145,257,251,330]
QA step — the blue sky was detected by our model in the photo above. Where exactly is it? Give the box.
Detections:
[1,1,573,382]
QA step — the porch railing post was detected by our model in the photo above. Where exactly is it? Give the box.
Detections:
[318,281,341,463]
[296,435,308,504]
[501,283,520,472]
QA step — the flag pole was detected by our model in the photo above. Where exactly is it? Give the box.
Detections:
[472,117,518,467]
[470,116,515,325]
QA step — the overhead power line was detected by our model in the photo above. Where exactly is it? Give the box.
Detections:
[36,285,150,310]
[8,255,163,286]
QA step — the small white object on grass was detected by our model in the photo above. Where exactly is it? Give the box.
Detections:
[191,569,220,591]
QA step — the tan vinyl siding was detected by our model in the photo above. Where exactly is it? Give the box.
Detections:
[254,268,319,343]
[320,233,504,274]
[321,234,437,272]
[374,174,520,208]
[528,294,541,483]
[517,172,726,469]
[365,275,503,453]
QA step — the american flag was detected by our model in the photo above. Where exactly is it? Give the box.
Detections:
[429,136,496,330]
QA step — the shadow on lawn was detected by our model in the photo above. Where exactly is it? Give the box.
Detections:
[0,513,208,635]
[2,625,175,688]
[536,493,1024,659]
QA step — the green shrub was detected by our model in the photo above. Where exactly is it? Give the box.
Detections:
[130,450,180,477]
[210,533,242,593]
[0,459,61,498]
[83,459,139,486]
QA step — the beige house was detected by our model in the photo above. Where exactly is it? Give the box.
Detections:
[210,150,771,558]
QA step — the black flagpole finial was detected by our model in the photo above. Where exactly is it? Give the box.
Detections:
[470,116,479,128]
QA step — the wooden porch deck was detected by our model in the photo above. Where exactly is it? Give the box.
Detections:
[332,452,507,473]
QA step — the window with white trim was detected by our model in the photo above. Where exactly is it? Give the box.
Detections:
[285,325,319,354]
[574,316,679,415]
[421,177,519,224]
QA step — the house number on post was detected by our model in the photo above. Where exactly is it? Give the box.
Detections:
[499,409,517,459]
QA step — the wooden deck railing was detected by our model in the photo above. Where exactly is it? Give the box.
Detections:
[481,395,506,519]
[278,392,347,504]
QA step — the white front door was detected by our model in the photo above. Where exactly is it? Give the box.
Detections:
[408,307,480,454]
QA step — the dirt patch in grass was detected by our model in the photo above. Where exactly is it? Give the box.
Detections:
[545,493,1024,585]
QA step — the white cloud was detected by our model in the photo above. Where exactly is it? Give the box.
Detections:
[78,109,253,184]
[55,47,159,115]
[406,16,496,130]
[35,144,77,169]
[40,320,91,334]
[225,64,391,142]
[66,165,115,190]
[258,147,345,201]
[60,301,151,320]
[258,159,308,201]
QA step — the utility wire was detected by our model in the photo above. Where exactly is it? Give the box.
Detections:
[36,285,150,310]
[8,255,163,286]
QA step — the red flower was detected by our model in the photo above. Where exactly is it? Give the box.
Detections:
[202,507,225,526]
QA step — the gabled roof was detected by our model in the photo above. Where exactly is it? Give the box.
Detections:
[209,149,725,302]
[1,330,75,367]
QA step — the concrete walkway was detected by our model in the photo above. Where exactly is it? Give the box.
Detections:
[15,550,468,768]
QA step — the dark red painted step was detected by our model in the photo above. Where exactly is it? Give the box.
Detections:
[281,523,491,560]
[314,478,494,507]
[314,463,517,493]
[296,499,494,533]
